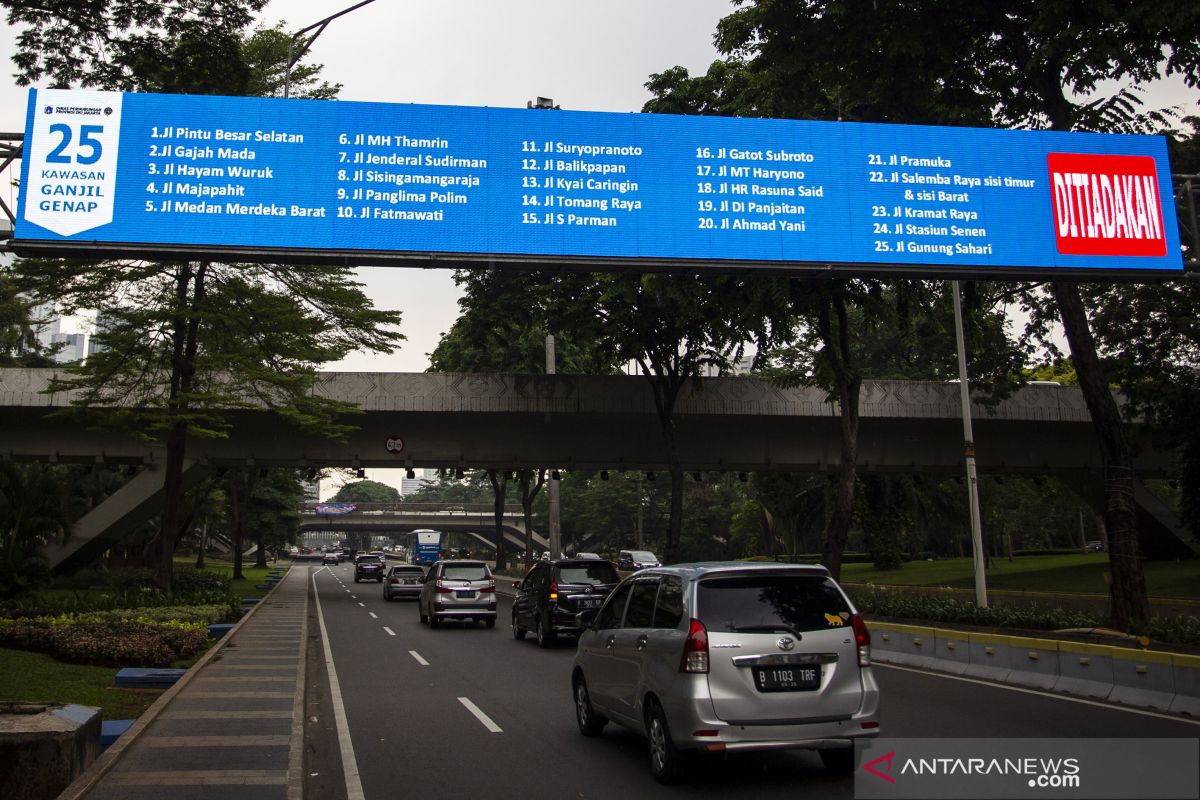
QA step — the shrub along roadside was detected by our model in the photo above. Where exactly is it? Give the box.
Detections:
[850,587,1200,648]
[0,615,212,667]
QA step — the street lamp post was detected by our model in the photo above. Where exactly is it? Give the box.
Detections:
[284,0,377,99]
[952,280,988,608]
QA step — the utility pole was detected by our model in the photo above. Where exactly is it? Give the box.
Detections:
[284,0,376,99]
[952,280,988,608]
[546,334,562,558]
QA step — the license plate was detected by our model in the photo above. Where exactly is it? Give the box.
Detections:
[752,666,820,692]
[456,591,476,599]
[578,598,601,608]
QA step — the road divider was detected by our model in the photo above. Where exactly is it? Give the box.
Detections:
[869,620,1200,716]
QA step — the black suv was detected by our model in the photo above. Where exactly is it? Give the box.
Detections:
[354,555,384,583]
[511,558,621,647]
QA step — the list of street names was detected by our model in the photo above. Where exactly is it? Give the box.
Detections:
[517,139,643,228]
[694,145,821,235]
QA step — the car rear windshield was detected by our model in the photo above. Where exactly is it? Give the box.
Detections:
[443,564,490,581]
[358,557,380,563]
[628,551,657,561]
[697,574,852,634]
[557,563,619,585]
[391,568,421,575]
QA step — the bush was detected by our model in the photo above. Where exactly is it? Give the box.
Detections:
[849,587,1200,647]
[0,615,210,667]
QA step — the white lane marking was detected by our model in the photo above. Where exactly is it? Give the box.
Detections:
[409,650,429,666]
[875,663,1200,726]
[383,627,396,636]
[311,569,366,800]
[369,612,378,619]
[351,595,357,599]
[357,602,365,607]
[458,697,503,733]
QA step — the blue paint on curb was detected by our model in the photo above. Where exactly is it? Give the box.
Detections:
[101,719,134,749]
[114,668,186,688]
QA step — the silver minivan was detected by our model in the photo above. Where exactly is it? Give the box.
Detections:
[418,560,497,628]
[571,563,879,784]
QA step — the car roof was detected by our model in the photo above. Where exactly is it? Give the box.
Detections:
[632,561,832,581]
[436,560,489,567]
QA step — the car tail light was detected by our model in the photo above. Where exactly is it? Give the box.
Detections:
[435,579,453,594]
[680,618,709,674]
[851,613,871,667]
[549,581,558,601]
[481,578,495,594]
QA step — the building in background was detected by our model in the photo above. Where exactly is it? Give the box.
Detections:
[399,468,437,497]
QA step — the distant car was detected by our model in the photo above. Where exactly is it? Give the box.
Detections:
[354,555,385,582]
[334,550,348,562]
[618,549,661,571]
[418,560,496,628]
[576,552,603,560]
[322,552,339,566]
[513,558,621,647]
[571,562,878,784]
[1086,540,1104,551]
[383,565,425,601]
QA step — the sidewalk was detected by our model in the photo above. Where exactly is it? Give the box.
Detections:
[64,565,310,800]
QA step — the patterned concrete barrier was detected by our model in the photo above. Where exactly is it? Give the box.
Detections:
[1109,648,1176,711]
[1054,641,1117,700]
[874,623,936,669]
[1169,653,1200,717]
[868,620,1199,717]
[929,628,970,675]
[1002,635,1060,691]
[964,632,1012,683]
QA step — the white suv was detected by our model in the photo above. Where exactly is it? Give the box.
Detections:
[570,563,879,784]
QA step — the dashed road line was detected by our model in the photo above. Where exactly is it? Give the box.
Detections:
[369,612,378,619]
[383,627,396,636]
[458,697,502,733]
[409,650,429,666]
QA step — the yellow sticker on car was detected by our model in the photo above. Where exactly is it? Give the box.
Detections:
[825,613,844,626]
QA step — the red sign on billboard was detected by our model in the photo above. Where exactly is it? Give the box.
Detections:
[1048,153,1166,257]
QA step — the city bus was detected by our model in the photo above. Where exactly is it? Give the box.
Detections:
[411,529,444,565]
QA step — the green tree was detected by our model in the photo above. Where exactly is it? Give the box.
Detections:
[7,7,404,590]
[649,0,1200,627]
[0,463,72,596]
[0,273,56,367]
[330,480,401,504]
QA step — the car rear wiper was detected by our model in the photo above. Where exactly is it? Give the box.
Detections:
[729,624,801,638]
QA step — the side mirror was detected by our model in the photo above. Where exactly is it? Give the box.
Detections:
[575,609,599,629]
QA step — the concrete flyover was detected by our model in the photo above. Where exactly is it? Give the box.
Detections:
[297,504,549,555]
[0,368,1190,566]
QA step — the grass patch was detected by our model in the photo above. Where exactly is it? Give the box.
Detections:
[840,554,1200,597]
[0,646,160,721]
[174,558,283,600]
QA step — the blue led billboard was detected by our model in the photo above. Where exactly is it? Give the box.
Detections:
[13,88,1183,275]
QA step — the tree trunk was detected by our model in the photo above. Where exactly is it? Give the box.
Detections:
[822,381,860,580]
[1051,281,1148,629]
[194,518,207,569]
[818,291,861,581]
[488,470,507,572]
[229,472,244,581]
[519,469,545,571]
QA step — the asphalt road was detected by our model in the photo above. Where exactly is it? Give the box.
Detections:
[311,563,1199,799]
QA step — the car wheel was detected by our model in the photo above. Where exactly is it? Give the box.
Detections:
[819,746,856,775]
[419,603,428,624]
[353,576,359,583]
[573,674,607,737]
[512,611,526,641]
[646,702,685,785]
[383,590,390,601]
[536,614,555,649]
[485,617,496,629]
[429,612,441,629]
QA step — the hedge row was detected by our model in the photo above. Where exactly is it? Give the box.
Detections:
[0,615,210,667]
[850,587,1200,647]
